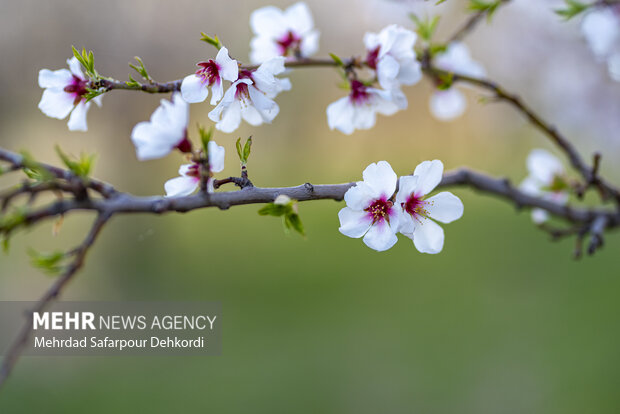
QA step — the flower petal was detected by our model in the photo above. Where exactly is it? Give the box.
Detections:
[208,141,226,173]
[363,221,398,252]
[411,217,445,254]
[338,207,372,239]
[531,208,548,224]
[67,101,90,131]
[67,56,84,79]
[429,88,466,121]
[526,149,563,184]
[582,9,620,59]
[285,2,314,34]
[250,6,286,38]
[300,30,320,57]
[343,182,373,211]
[215,47,239,82]
[327,96,355,134]
[38,68,73,89]
[181,74,208,103]
[376,55,400,90]
[413,160,444,196]
[424,192,464,224]
[395,175,419,206]
[38,89,74,119]
[362,161,397,199]
[165,176,199,197]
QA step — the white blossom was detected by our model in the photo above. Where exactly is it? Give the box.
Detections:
[131,92,191,161]
[395,160,464,254]
[581,8,620,60]
[38,56,102,131]
[164,141,225,197]
[249,2,320,64]
[581,7,620,82]
[364,24,422,91]
[208,57,291,133]
[520,149,569,224]
[430,42,485,121]
[180,46,239,105]
[338,161,401,251]
[326,80,406,135]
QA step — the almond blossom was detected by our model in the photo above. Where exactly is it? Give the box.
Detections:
[164,140,225,197]
[430,42,485,121]
[326,80,406,135]
[338,161,401,252]
[249,2,320,64]
[581,7,620,82]
[180,46,239,105]
[38,56,102,131]
[208,57,291,133]
[520,149,569,224]
[395,160,463,254]
[131,92,191,161]
[364,24,422,91]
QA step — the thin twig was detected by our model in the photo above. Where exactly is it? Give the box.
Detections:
[0,213,110,391]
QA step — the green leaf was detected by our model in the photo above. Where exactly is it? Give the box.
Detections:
[329,53,344,66]
[243,137,252,163]
[55,146,95,178]
[258,197,305,237]
[555,0,588,20]
[200,33,222,49]
[467,0,502,20]
[236,137,252,165]
[19,151,53,182]
[409,14,441,42]
[198,124,213,153]
[71,46,96,77]
[28,249,67,276]
[236,138,243,162]
[285,213,305,236]
[129,56,152,82]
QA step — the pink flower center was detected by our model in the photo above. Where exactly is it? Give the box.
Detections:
[175,129,192,153]
[196,60,221,86]
[235,82,250,101]
[349,80,370,105]
[185,163,200,178]
[365,197,393,224]
[402,194,429,219]
[366,46,380,70]
[276,31,302,56]
[63,75,88,105]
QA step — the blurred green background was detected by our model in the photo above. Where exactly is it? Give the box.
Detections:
[1,0,620,412]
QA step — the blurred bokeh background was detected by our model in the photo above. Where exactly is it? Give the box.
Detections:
[1,0,620,412]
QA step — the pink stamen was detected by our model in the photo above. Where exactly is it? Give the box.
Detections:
[349,80,370,105]
[196,60,221,86]
[365,197,393,224]
[276,31,302,56]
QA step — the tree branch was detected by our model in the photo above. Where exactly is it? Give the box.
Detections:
[0,212,110,391]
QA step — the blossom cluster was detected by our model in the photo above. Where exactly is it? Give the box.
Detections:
[339,160,463,252]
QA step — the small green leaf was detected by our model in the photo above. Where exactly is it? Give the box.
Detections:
[198,124,213,153]
[28,249,67,276]
[285,213,305,236]
[55,146,95,178]
[236,138,243,161]
[555,0,588,20]
[71,46,96,77]
[129,56,152,82]
[467,0,502,20]
[243,137,252,163]
[258,203,290,217]
[19,151,53,182]
[409,14,441,42]
[329,53,344,66]
[200,32,222,50]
